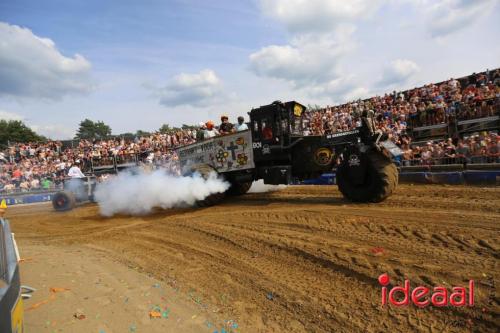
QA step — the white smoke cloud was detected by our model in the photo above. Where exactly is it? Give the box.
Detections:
[94,169,230,216]
[248,180,287,193]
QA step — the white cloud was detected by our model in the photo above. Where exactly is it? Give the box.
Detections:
[410,0,499,37]
[343,87,371,101]
[259,0,383,33]
[29,124,74,140]
[252,0,497,103]
[0,110,25,121]
[249,26,356,88]
[297,74,370,103]
[378,59,420,88]
[0,22,93,100]
[158,69,223,107]
[251,1,385,101]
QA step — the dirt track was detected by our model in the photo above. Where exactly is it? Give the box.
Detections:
[8,185,500,332]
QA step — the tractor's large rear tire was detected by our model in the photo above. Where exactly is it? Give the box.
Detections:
[52,191,77,211]
[189,164,226,207]
[226,181,252,196]
[337,151,398,202]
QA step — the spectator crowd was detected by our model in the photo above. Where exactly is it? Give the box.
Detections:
[296,69,499,166]
[301,69,499,136]
[0,131,196,193]
[1,69,499,193]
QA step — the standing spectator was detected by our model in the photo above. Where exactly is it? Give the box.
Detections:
[196,122,206,141]
[456,140,471,164]
[219,115,235,134]
[204,121,219,139]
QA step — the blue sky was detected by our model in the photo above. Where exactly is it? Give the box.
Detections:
[0,0,499,138]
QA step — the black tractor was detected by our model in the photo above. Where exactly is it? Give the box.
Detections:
[184,100,400,206]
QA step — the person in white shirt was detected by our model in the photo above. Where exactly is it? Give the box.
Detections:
[67,161,85,179]
[236,116,248,131]
[204,121,219,139]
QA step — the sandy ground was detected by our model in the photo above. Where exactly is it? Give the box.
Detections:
[18,244,221,333]
[6,184,500,333]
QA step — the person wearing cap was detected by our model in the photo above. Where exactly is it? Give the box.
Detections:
[236,116,248,131]
[219,115,234,135]
[67,160,85,179]
[204,121,219,139]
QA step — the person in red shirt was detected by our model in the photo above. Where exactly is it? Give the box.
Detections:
[12,168,22,179]
[11,167,22,188]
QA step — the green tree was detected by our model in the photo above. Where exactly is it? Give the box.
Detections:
[135,130,151,137]
[307,104,322,112]
[115,132,135,140]
[0,120,45,148]
[75,119,112,140]
[181,124,197,130]
[158,124,172,134]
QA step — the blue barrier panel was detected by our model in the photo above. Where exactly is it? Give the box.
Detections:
[400,171,499,185]
[320,173,336,185]
[302,173,336,185]
[463,170,500,185]
[0,193,54,206]
[429,172,464,185]
[303,171,498,185]
[398,172,431,184]
[399,171,464,184]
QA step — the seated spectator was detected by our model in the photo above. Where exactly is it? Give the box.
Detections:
[19,180,30,192]
[41,178,52,190]
[30,177,40,189]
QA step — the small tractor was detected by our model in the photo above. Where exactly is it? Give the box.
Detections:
[52,152,136,211]
[177,101,401,206]
[51,177,97,211]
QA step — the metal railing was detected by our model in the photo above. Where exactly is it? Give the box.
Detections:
[408,98,499,128]
[0,184,63,195]
[90,153,139,171]
[401,155,499,167]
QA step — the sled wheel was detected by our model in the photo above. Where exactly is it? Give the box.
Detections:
[337,151,398,203]
[52,191,77,211]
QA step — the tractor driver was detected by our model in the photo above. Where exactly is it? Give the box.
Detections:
[68,160,85,179]
[262,122,273,140]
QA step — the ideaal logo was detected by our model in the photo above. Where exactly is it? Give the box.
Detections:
[378,273,474,307]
